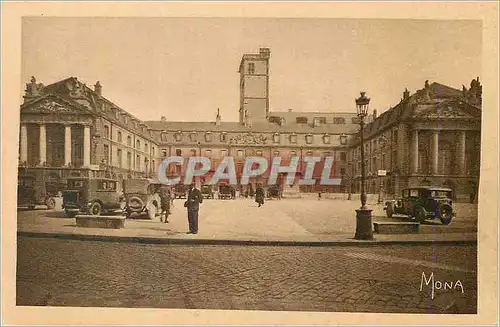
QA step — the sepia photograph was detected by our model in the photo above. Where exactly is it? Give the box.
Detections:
[2,2,498,326]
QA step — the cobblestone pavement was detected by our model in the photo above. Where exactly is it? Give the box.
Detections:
[17,237,477,313]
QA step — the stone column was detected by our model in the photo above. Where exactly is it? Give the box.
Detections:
[83,125,91,167]
[431,130,439,175]
[64,125,72,166]
[39,124,46,166]
[412,129,419,173]
[20,124,28,163]
[457,130,466,175]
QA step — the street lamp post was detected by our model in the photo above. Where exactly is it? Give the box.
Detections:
[354,92,373,240]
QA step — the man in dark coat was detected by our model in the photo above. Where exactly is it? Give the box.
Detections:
[184,183,203,234]
[255,183,265,207]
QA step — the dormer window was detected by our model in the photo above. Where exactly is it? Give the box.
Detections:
[273,133,280,144]
[160,132,168,142]
[174,131,183,142]
[305,133,314,144]
[248,62,255,74]
[268,116,281,124]
[296,117,308,124]
[340,134,348,145]
[205,132,213,142]
[313,117,326,127]
[220,132,227,142]
[189,132,197,142]
[333,117,345,124]
[289,133,297,144]
[323,134,331,144]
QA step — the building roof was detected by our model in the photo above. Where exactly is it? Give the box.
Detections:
[358,81,476,140]
[144,120,359,134]
[24,77,157,142]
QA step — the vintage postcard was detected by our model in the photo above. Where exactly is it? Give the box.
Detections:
[2,2,498,326]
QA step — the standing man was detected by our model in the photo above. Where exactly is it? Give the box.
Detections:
[255,183,265,208]
[184,183,203,234]
[159,186,171,223]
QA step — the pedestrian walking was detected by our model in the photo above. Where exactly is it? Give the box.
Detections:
[318,192,322,200]
[159,187,171,223]
[255,183,265,207]
[184,183,203,234]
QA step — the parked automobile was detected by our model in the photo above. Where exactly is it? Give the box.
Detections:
[173,184,188,199]
[384,187,455,225]
[267,185,282,199]
[218,183,233,199]
[201,184,215,199]
[123,178,162,219]
[62,177,122,217]
[17,175,56,210]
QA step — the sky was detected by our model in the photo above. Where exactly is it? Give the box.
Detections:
[21,17,482,122]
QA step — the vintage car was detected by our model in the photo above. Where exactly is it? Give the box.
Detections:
[173,184,188,199]
[218,183,233,199]
[267,185,282,199]
[62,177,122,217]
[201,184,215,199]
[17,175,56,210]
[384,187,455,225]
[123,178,163,219]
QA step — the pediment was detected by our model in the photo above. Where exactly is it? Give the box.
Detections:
[414,99,481,120]
[21,94,91,115]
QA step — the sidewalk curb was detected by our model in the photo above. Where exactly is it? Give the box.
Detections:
[17,231,478,247]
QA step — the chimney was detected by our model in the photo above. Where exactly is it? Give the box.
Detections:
[372,109,377,120]
[403,88,410,99]
[94,81,102,96]
[288,108,293,112]
[259,47,270,59]
[160,116,166,122]
[215,108,221,126]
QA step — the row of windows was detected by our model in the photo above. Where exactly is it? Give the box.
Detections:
[103,125,156,155]
[161,132,348,145]
[351,130,399,160]
[102,145,156,173]
[352,150,398,176]
[269,116,348,125]
[160,148,347,161]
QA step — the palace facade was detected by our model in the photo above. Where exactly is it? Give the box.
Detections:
[18,48,481,202]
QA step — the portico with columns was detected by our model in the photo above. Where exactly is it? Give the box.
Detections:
[349,80,482,203]
[19,121,92,168]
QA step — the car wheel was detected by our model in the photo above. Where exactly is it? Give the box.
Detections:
[386,202,394,218]
[414,206,427,222]
[46,197,56,210]
[89,202,102,216]
[65,210,76,218]
[439,205,453,225]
